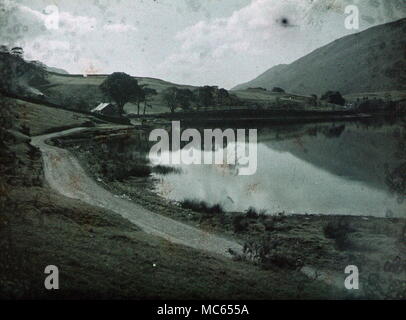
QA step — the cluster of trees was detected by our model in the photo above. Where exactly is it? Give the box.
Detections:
[162,87,194,113]
[99,72,157,115]
[320,91,346,106]
[100,72,236,115]
[247,87,285,93]
[0,45,24,57]
[162,85,232,113]
[0,45,48,94]
[271,87,285,93]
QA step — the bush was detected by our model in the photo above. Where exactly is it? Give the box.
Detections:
[115,165,151,180]
[271,87,285,93]
[233,214,249,233]
[180,199,224,215]
[151,165,181,175]
[245,207,268,219]
[246,207,259,219]
[323,218,355,250]
[263,218,276,232]
[20,124,30,136]
[400,223,406,242]
[321,91,345,106]
[242,236,301,270]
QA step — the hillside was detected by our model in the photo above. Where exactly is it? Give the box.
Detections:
[1,49,332,116]
[46,66,69,74]
[233,18,406,96]
[40,73,197,114]
[0,52,198,114]
[3,16,405,117]
[1,94,344,299]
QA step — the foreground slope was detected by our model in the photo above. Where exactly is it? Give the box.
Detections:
[1,95,338,299]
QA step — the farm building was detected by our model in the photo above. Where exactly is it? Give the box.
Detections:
[91,103,118,116]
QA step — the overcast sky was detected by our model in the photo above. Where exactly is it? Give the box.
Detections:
[1,0,405,88]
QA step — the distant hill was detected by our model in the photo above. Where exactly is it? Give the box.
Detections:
[233,18,406,96]
[46,66,69,74]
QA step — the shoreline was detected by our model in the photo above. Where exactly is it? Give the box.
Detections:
[54,126,406,299]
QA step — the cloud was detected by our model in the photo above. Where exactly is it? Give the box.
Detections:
[15,3,97,34]
[0,2,141,74]
[58,11,97,34]
[1,0,404,87]
[103,23,137,32]
[158,0,311,87]
[157,0,406,88]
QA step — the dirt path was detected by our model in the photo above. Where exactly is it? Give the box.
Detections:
[31,127,242,257]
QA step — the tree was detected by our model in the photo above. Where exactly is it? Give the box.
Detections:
[0,45,9,54]
[142,87,157,115]
[29,60,48,85]
[310,94,318,106]
[196,86,215,109]
[99,72,141,115]
[218,88,229,105]
[135,85,145,116]
[163,87,179,113]
[10,47,23,58]
[162,87,195,113]
[177,89,194,111]
[321,91,345,106]
[271,87,285,93]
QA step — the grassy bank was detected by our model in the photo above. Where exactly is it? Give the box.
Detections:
[61,126,406,299]
[1,96,346,299]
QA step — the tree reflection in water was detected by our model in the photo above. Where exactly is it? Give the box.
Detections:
[385,119,406,204]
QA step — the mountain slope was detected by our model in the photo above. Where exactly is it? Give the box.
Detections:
[233,18,406,95]
[46,66,69,74]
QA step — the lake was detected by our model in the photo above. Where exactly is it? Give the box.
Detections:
[150,119,406,217]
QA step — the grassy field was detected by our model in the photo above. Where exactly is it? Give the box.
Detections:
[2,185,342,299]
[39,72,346,115]
[39,73,197,115]
[344,90,406,102]
[13,98,97,135]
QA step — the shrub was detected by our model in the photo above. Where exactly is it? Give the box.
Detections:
[323,218,355,250]
[271,87,285,93]
[233,214,249,233]
[115,165,151,180]
[20,124,30,136]
[246,207,259,219]
[400,223,406,242]
[242,236,301,270]
[263,218,276,232]
[181,199,224,215]
[151,165,181,175]
[321,91,345,106]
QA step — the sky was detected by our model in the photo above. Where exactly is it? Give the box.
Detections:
[1,0,405,89]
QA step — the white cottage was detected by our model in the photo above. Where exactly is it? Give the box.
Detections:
[91,103,117,116]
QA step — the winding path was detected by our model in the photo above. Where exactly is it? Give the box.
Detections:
[31,128,242,257]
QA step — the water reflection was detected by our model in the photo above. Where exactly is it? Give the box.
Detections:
[151,119,406,217]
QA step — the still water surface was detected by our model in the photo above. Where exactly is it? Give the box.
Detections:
[150,120,405,217]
